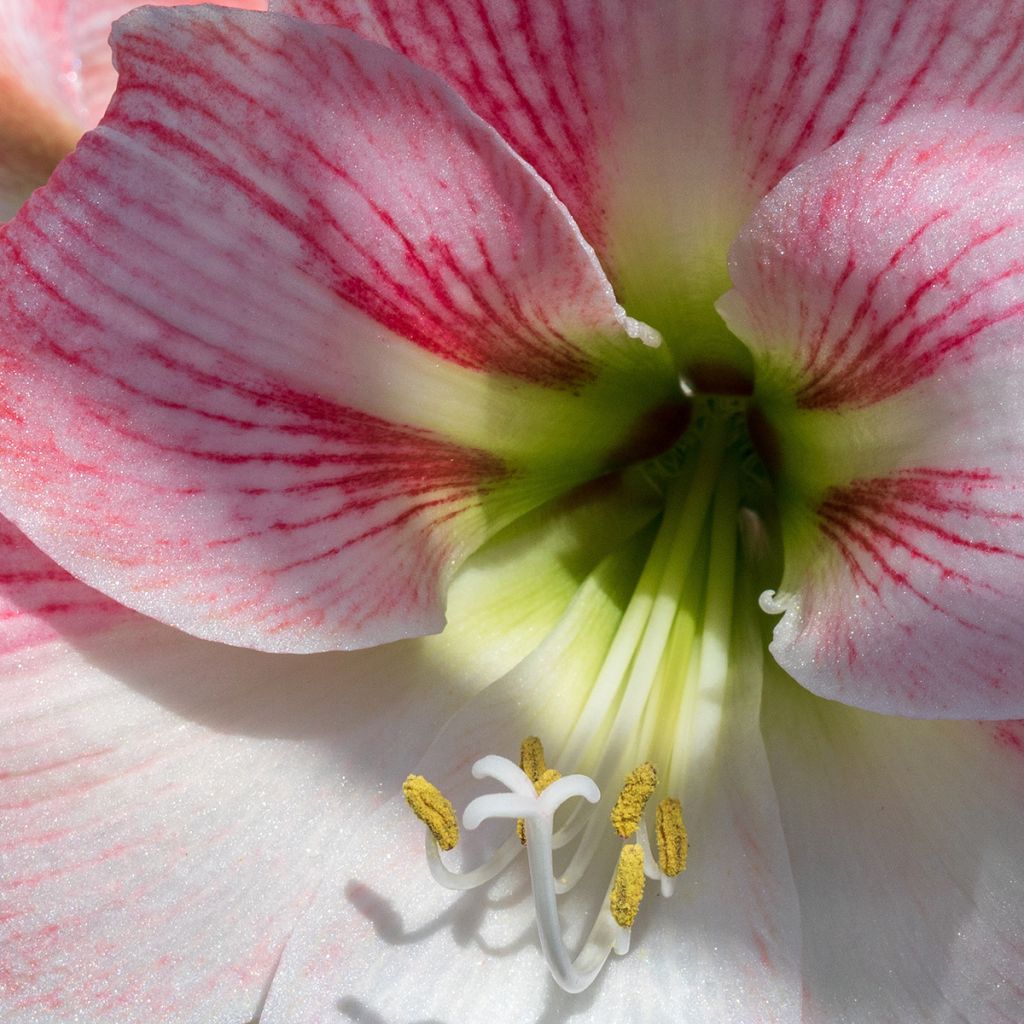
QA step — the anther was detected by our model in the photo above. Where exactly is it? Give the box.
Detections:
[403,774,459,851]
[519,736,547,783]
[518,766,562,844]
[609,762,657,838]
[610,843,646,927]
[655,797,687,876]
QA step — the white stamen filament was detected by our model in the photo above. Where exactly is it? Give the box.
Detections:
[551,420,728,896]
[636,817,676,897]
[666,450,739,806]
[425,833,520,891]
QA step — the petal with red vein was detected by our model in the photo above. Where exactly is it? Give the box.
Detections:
[763,667,1024,1024]
[0,6,679,653]
[273,0,1024,380]
[0,514,488,1024]
[721,112,1024,718]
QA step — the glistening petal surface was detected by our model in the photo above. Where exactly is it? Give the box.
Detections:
[0,515,485,1024]
[274,0,1024,378]
[0,6,679,653]
[721,112,1024,718]
[762,667,1024,1024]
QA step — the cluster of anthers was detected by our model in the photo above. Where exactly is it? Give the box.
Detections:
[403,736,687,992]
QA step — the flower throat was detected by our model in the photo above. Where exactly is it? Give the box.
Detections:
[403,397,771,993]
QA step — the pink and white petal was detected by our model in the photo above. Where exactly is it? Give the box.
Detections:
[0,6,680,654]
[720,112,1024,718]
[0,513,500,1024]
[259,549,801,1024]
[272,0,1024,381]
[2,359,663,1024]
[762,665,1024,1024]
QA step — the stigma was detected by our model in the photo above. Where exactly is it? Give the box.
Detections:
[403,736,687,993]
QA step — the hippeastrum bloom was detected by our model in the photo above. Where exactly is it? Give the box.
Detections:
[0,0,264,219]
[3,1,1024,1021]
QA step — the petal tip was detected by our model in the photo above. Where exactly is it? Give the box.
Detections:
[615,306,663,348]
[713,288,751,340]
[759,588,789,615]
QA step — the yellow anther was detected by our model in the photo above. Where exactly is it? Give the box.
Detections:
[403,774,459,851]
[609,762,657,838]
[519,736,548,783]
[609,843,646,927]
[517,767,562,844]
[656,797,688,876]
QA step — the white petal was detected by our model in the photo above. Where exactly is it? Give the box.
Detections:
[0,516,491,1022]
[763,662,1024,1024]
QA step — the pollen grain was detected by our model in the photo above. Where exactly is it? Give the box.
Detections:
[610,762,658,838]
[656,797,688,876]
[610,843,646,927]
[403,774,459,851]
[519,736,548,783]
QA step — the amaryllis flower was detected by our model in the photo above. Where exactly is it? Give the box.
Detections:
[2,2,1024,1022]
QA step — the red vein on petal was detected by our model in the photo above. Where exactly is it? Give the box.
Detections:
[108,20,596,387]
[816,469,1024,631]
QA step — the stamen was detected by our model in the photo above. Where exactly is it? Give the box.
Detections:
[518,766,562,844]
[655,797,688,876]
[402,774,459,851]
[610,844,646,927]
[406,748,692,992]
[610,762,657,838]
[397,404,750,995]
[519,735,548,782]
